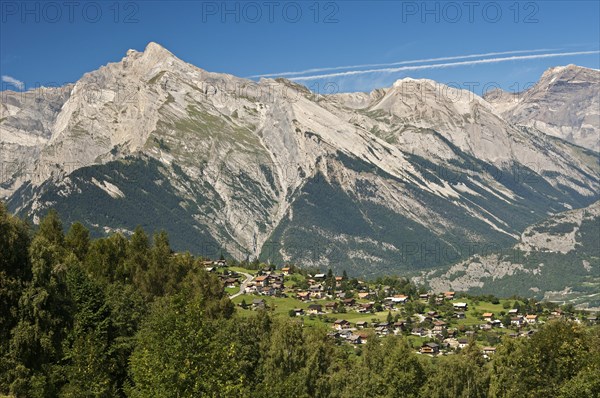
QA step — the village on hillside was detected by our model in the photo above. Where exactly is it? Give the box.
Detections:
[202,260,599,356]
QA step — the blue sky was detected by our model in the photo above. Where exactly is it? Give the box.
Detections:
[1,1,599,94]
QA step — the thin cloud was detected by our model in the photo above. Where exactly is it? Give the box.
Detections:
[290,51,600,82]
[2,75,24,90]
[249,49,557,78]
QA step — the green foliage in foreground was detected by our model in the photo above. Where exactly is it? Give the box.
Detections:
[0,204,599,398]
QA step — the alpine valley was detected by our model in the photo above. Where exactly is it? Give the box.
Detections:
[1,43,599,305]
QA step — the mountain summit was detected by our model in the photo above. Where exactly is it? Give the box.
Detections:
[485,64,600,151]
[2,44,599,286]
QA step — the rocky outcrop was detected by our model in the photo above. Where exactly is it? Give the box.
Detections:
[485,65,600,152]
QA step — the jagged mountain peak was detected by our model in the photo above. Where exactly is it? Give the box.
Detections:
[541,63,599,77]
[485,64,600,151]
[124,41,177,62]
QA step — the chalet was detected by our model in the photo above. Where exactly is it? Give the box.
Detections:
[281,267,291,275]
[433,321,447,333]
[588,315,598,324]
[358,303,373,313]
[480,324,492,331]
[427,311,440,318]
[358,333,369,344]
[393,321,406,331]
[244,284,257,294]
[259,286,275,296]
[453,302,468,311]
[325,302,338,311]
[348,335,362,345]
[255,276,269,287]
[508,309,519,315]
[356,321,368,329]
[482,312,494,322]
[511,316,524,326]
[252,299,266,310]
[216,259,227,267]
[395,294,409,302]
[457,338,468,349]
[358,292,372,300]
[224,278,238,288]
[482,347,496,357]
[308,304,323,314]
[412,328,426,337]
[444,292,456,300]
[525,314,538,324]
[420,343,439,355]
[333,319,351,330]
[338,329,353,339]
[297,292,310,301]
[310,292,325,300]
[551,309,563,318]
[313,273,326,280]
[292,308,304,316]
[335,276,343,282]
[309,284,324,291]
[309,286,325,299]
[343,298,356,307]
[375,326,389,336]
[385,295,408,305]
[419,293,430,300]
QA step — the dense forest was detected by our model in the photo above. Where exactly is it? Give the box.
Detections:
[1,203,599,398]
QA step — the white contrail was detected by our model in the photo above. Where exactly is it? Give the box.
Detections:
[248,49,557,78]
[289,51,600,81]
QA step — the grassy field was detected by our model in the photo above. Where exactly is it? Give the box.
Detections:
[229,266,259,275]
[232,293,392,325]
[225,286,238,295]
[451,298,522,326]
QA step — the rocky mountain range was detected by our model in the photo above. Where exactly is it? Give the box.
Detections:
[1,43,599,295]
[484,64,600,151]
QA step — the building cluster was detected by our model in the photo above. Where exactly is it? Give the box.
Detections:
[205,262,599,356]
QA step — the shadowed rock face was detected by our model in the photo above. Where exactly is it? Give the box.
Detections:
[2,43,600,279]
[485,65,600,152]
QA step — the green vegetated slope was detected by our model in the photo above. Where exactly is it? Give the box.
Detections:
[7,156,226,257]
[472,217,600,305]
[426,201,600,306]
